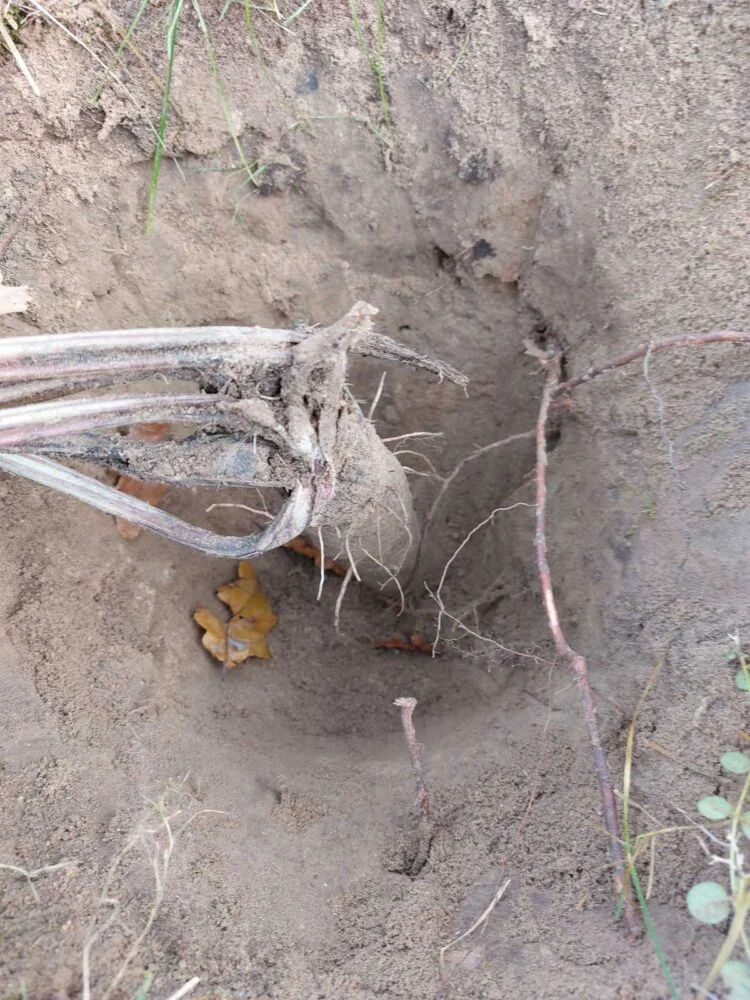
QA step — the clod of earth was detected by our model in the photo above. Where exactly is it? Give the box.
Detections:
[0,302,465,593]
[0,271,30,316]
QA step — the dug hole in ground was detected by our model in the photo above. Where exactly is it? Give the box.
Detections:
[1,3,749,998]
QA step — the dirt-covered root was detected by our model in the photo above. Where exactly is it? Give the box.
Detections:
[313,406,420,599]
[0,303,459,588]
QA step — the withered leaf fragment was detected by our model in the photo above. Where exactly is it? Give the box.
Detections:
[194,562,278,669]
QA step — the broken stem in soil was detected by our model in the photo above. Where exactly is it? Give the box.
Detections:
[535,354,640,939]
[394,696,433,875]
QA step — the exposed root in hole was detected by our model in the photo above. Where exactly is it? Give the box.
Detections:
[439,877,512,976]
[430,501,533,652]
[533,345,640,939]
[425,326,750,937]
[394,697,434,876]
[411,428,534,585]
[526,328,750,937]
[4,290,750,942]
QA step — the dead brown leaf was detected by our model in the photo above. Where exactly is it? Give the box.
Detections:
[126,422,172,442]
[375,632,435,655]
[194,562,277,669]
[111,424,172,539]
[283,536,348,576]
[113,476,169,540]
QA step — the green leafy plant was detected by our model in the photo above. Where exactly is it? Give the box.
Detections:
[686,767,750,996]
[621,641,750,998]
[728,632,750,694]
[683,635,750,997]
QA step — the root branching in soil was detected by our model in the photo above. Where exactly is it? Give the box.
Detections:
[81,790,223,1000]
[421,328,750,942]
[531,329,750,939]
[411,429,534,586]
[4,284,750,953]
[0,859,76,903]
[428,500,533,653]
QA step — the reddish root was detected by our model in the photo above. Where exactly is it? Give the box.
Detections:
[535,353,640,939]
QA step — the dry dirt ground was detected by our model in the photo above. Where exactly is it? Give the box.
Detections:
[2,2,750,998]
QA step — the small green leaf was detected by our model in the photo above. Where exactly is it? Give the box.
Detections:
[740,813,750,839]
[134,972,154,1000]
[721,751,750,774]
[697,795,733,820]
[736,670,750,691]
[686,881,731,925]
[723,959,750,1000]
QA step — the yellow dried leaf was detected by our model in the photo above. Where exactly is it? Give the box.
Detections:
[194,608,230,661]
[216,564,259,614]
[238,561,258,583]
[227,616,272,660]
[194,562,277,669]
[216,562,277,633]
[193,610,272,667]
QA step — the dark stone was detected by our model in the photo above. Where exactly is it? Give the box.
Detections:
[458,150,494,184]
[470,239,496,262]
[295,68,319,95]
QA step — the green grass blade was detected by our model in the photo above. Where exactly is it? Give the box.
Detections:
[620,655,679,1000]
[283,0,316,26]
[348,0,372,70]
[430,31,470,91]
[146,0,184,234]
[219,0,259,55]
[191,0,263,190]
[373,0,389,122]
[27,0,176,186]
[628,863,680,1000]
[92,0,150,103]
[242,0,260,54]
[347,0,389,122]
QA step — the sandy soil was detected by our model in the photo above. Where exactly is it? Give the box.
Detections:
[1,1,750,997]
